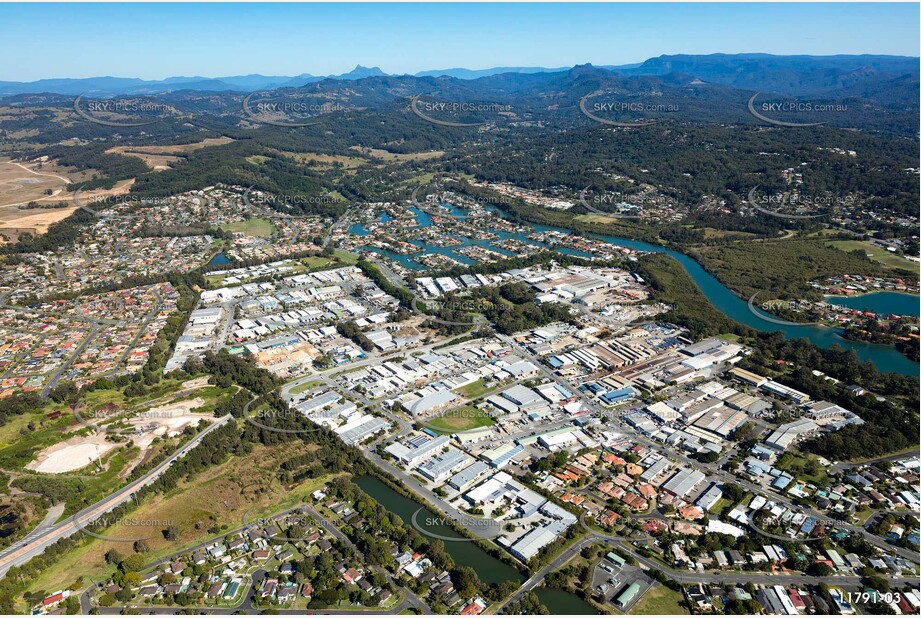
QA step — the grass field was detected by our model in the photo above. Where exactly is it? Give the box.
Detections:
[27,441,338,594]
[290,380,324,395]
[106,137,233,171]
[284,151,368,171]
[701,228,757,240]
[425,406,495,434]
[0,162,133,240]
[775,451,833,486]
[453,378,489,399]
[630,584,688,615]
[574,214,622,224]
[332,249,358,265]
[826,240,917,271]
[351,147,443,163]
[219,217,276,238]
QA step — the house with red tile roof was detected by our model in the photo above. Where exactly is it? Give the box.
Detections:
[460,598,487,615]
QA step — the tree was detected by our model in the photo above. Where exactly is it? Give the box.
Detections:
[806,562,833,577]
[722,483,746,503]
[119,572,142,588]
[450,566,481,598]
[98,593,116,607]
[104,549,123,565]
[120,553,145,573]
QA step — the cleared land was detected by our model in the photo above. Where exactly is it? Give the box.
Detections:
[105,137,234,171]
[629,584,688,615]
[453,378,489,399]
[27,441,336,594]
[26,433,119,474]
[25,396,213,474]
[290,380,324,395]
[826,239,918,271]
[219,217,276,238]
[350,146,444,163]
[0,160,133,240]
[281,151,370,174]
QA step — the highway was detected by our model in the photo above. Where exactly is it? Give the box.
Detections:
[0,414,233,578]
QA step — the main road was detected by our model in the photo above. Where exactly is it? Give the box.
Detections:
[496,333,921,565]
[0,414,233,578]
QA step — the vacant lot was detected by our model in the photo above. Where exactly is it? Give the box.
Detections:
[0,161,133,240]
[827,239,917,271]
[352,146,444,162]
[28,441,336,594]
[284,150,368,170]
[105,137,233,171]
[629,584,688,615]
[219,217,276,238]
[453,378,489,399]
[26,432,119,474]
[0,159,69,207]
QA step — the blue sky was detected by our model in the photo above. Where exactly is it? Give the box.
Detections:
[1,3,918,81]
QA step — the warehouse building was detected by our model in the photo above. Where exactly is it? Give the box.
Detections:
[417,448,473,482]
[662,468,707,498]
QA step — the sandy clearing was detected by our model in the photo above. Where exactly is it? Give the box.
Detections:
[0,177,135,240]
[26,433,118,474]
[129,397,214,449]
[27,396,213,474]
[105,137,233,171]
[0,160,69,209]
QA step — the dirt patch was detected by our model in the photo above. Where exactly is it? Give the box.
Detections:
[350,146,443,162]
[26,432,118,474]
[122,397,214,449]
[27,397,212,473]
[105,137,233,171]
[0,162,134,240]
[0,160,70,209]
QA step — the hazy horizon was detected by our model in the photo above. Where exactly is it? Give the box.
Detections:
[1,3,918,82]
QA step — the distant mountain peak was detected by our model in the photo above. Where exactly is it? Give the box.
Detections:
[338,65,388,79]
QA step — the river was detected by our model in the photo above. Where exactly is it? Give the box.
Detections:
[351,203,918,376]
[535,587,600,614]
[824,291,919,317]
[590,234,919,376]
[354,476,524,585]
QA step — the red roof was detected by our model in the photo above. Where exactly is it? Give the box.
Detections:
[42,593,64,607]
[460,601,485,615]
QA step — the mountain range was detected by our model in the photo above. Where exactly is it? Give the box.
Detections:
[1,54,917,98]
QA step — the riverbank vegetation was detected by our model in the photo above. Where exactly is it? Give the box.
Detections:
[634,253,748,338]
[740,333,919,460]
[689,238,910,300]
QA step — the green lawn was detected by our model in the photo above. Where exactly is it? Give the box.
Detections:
[775,451,832,486]
[425,406,495,434]
[629,584,689,615]
[827,240,917,271]
[290,380,324,395]
[219,217,276,238]
[454,378,489,399]
[333,249,359,265]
